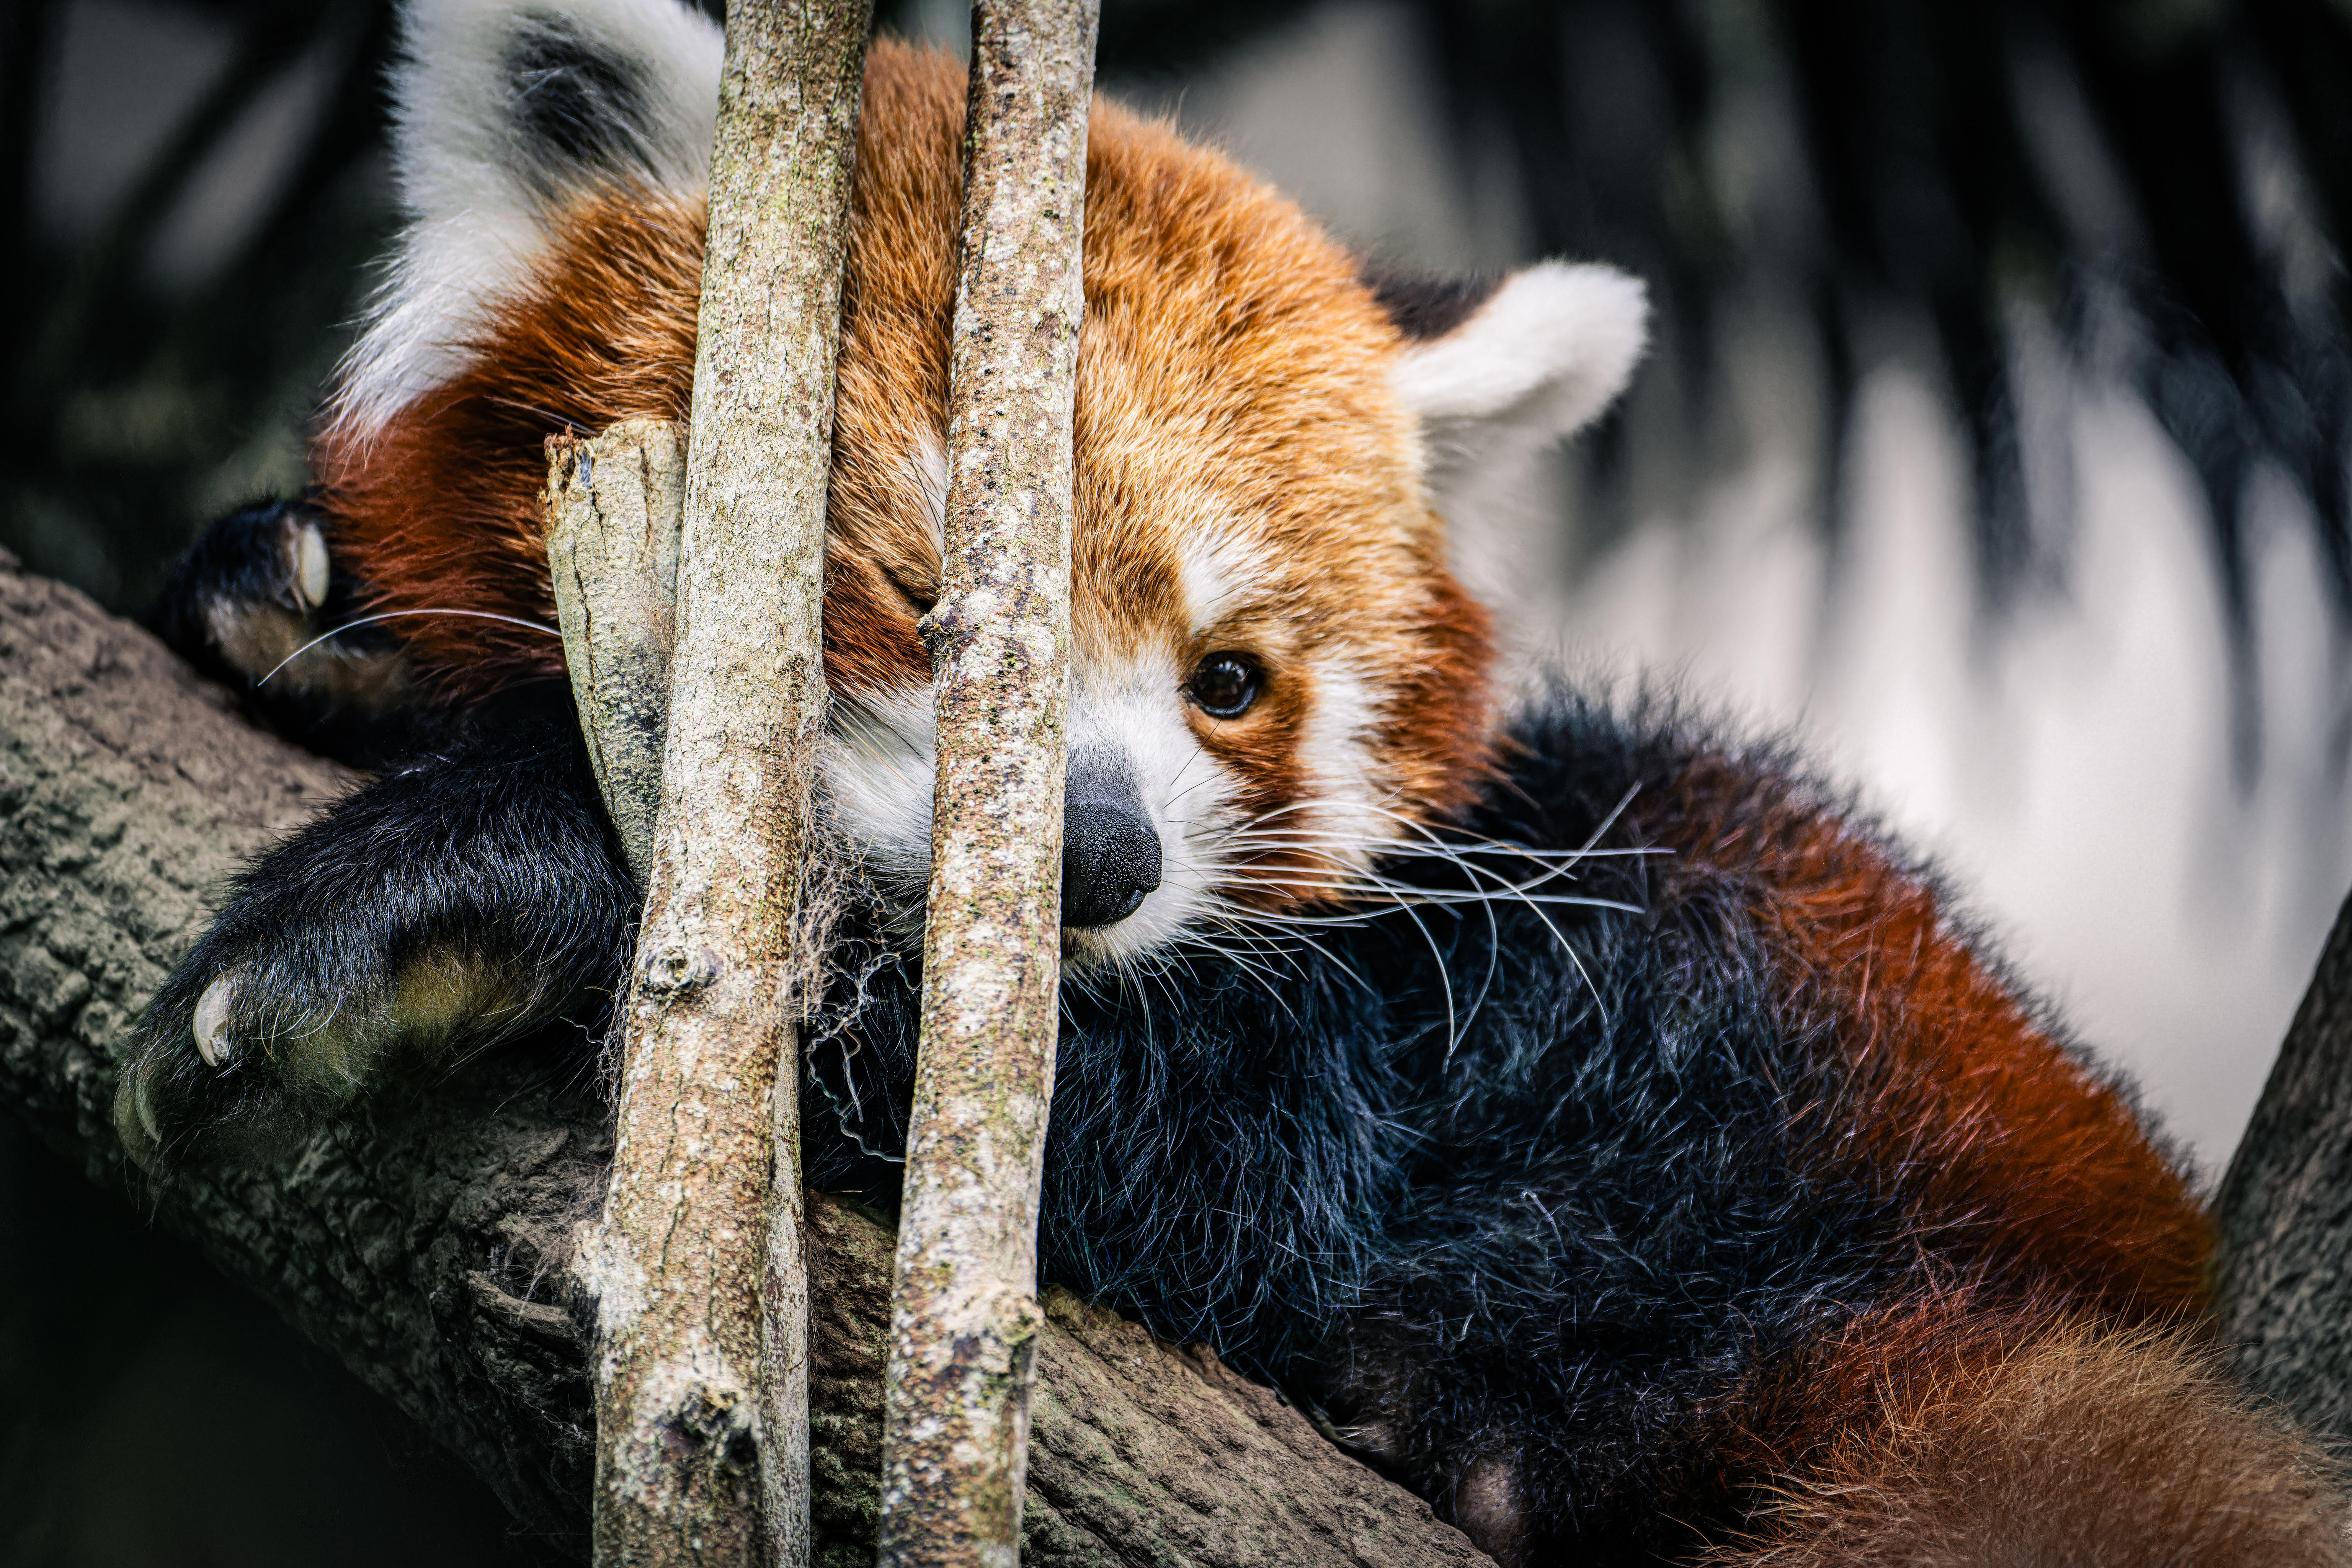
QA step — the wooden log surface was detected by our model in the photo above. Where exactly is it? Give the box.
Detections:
[0,550,1494,1567]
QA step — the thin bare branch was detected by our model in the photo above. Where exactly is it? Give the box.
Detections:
[585,3,871,1561]
[877,3,1098,1562]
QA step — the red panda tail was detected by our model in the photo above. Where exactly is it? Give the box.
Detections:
[1712,1306,2350,1567]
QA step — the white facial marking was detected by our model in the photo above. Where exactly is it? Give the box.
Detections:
[1178,523,1276,635]
[1293,657,1389,862]
[818,683,939,918]
[1060,652,1241,967]
[815,650,1250,968]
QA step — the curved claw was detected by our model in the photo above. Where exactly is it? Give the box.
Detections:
[292,521,332,610]
[193,974,237,1068]
[113,1067,164,1169]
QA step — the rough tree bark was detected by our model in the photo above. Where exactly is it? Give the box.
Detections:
[0,552,1497,1562]
[2218,886,2352,1440]
[586,1,870,1561]
[879,3,1097,1563]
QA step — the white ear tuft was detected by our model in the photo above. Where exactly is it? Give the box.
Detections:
[1391,261,1650,486]
[331,0,722,438]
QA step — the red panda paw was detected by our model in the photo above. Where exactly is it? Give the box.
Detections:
[1451,1454,1534,1568]
[112,685,635,1168]
[153,499,419,758]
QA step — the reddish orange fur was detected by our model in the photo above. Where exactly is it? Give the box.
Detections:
[1707,1300,2349,1566]
[318,188,701,684]
[301,38,2335,1558]
[1638,755,2214,1325]
[318,42,1494,882]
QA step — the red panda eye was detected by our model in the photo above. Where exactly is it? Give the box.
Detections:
[1187,653,1263,718]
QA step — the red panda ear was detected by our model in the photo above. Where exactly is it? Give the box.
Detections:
[1384,261,1650,495]
[332,0,722,436]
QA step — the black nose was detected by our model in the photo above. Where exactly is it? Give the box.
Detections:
[1062,801,1162,927]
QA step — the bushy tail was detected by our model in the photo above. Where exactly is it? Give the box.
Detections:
[1713,1316,2349,1567]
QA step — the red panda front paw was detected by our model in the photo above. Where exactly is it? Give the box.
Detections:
[112,688,637,1168]
[153,499,420,761]
[113,917,573,1169]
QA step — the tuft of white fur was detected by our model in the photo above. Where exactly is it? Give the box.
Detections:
[1291,656,1386,862]
[1392,261,1650,487]
[820,681,941,911]
[1178,521,1277,635]
[330,0,722,439]
[908,430,951,558]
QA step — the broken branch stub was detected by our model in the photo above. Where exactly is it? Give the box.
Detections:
[545,421,686,889]
[876,3,1099,1564]
[587,2,871,1565]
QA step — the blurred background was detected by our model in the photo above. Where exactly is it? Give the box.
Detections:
[5,0,2350,1560]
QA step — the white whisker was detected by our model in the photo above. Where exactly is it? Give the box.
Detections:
[255,609,560,686]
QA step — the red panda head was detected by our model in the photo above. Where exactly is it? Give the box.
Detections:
[317,0,1649,967]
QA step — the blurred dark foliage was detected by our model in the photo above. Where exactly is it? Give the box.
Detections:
[1,0,397,612]
[1407,0,2352,771]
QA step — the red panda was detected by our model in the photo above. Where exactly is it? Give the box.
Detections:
[115,0,2348,1563]
[303,8,1650,966]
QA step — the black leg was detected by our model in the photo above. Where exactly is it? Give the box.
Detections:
[151,498,426,767]
[114,683,637,1164]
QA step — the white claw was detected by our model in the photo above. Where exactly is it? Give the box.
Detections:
[193,975,235,1068]
[132,1075,163,1143]
[292,522,331,611]
[112,1072,163,1169]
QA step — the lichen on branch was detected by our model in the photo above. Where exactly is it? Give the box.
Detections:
[585,3,873,1563]
[876,4,1099,1563]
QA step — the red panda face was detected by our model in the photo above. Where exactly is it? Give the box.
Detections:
[316,5,1648,967]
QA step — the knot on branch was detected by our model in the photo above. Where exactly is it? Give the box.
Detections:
[609,1349,766,1519]
[669,1380,761,1479]
[636,942,723,997]
[916,600,973,655]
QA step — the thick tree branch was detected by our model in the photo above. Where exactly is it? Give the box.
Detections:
[2218,886,2352,1439]
[0,552,1494,1566]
